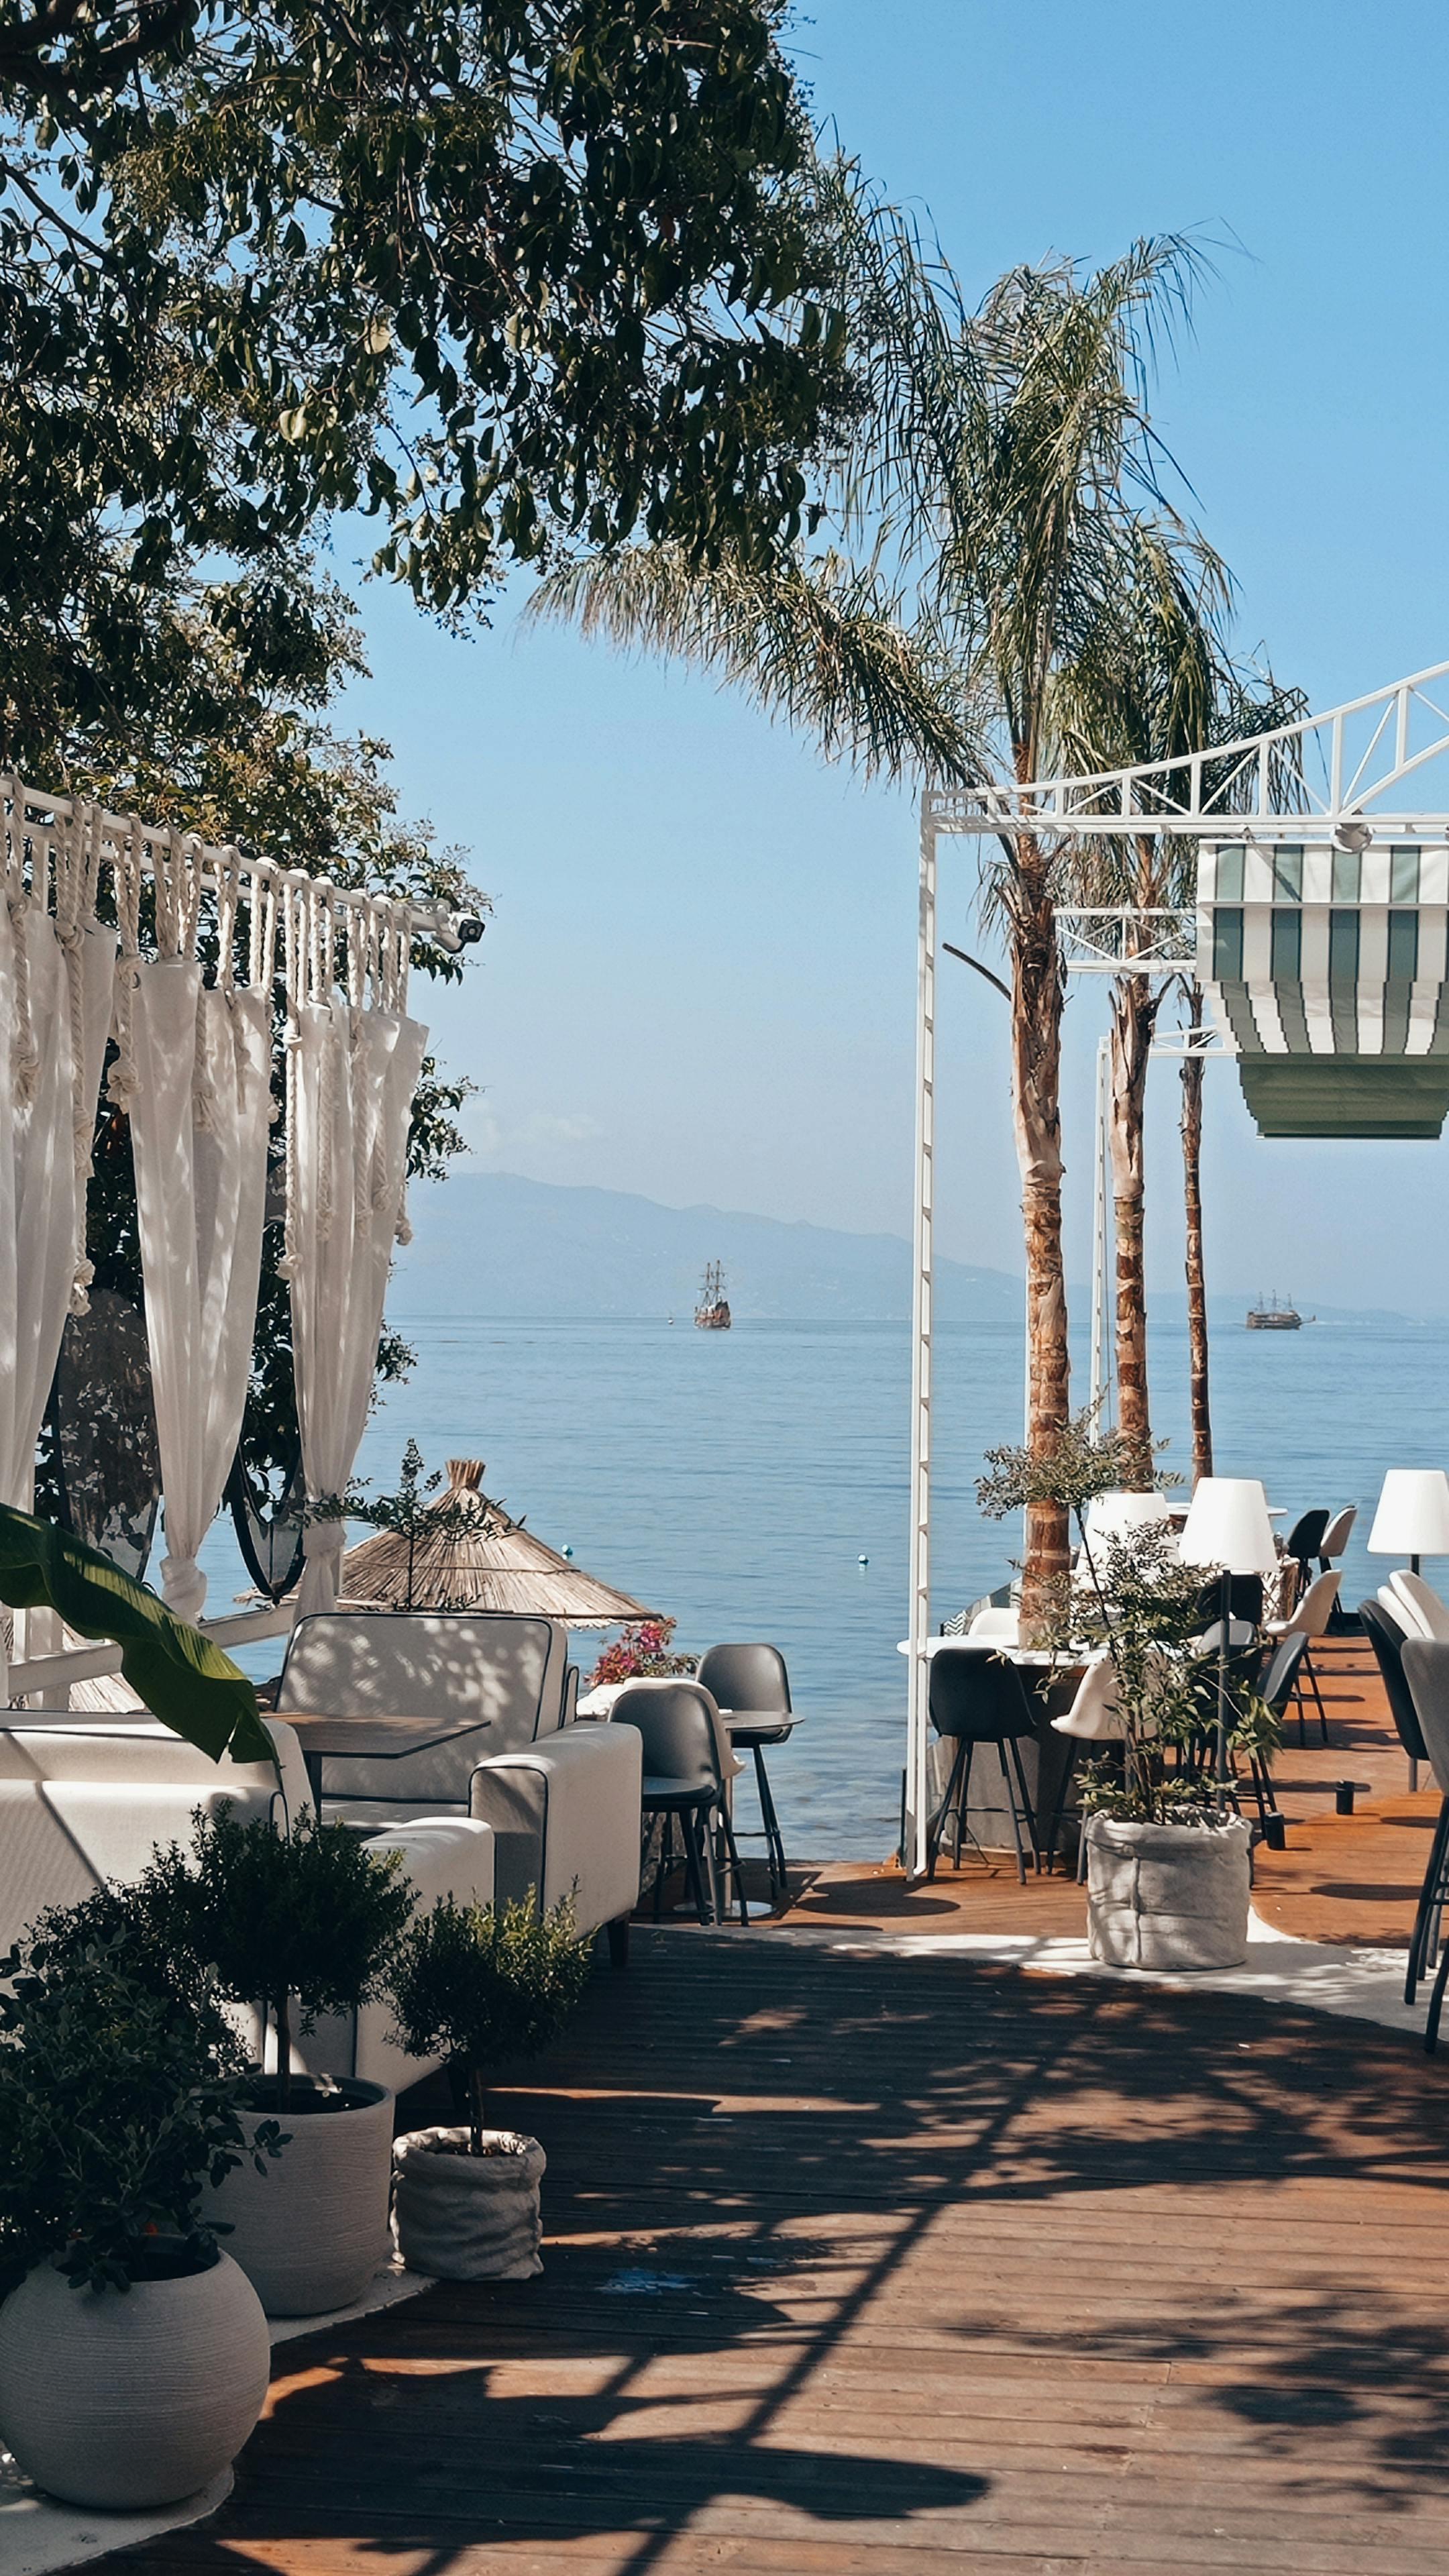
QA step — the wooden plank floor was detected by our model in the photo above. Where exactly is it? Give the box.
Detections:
[112,1933,1449,2576]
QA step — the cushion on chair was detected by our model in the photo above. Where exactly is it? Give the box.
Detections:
[278,1611,570,1748]
[1389,1570,1449,1643]
[468,1724,642,1933]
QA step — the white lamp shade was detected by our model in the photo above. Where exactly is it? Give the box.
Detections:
[1085,1490,1171,1543]
[1179,1477,1277,1576]
[1366,1468,1449,1558]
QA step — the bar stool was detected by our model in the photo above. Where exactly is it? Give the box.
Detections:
[696,1644,798,1907]
[925,1646,1040,1884]
[612,1681,749,1927]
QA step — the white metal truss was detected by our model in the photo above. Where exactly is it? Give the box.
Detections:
[924,657,1449,841]
[903,658,1449,1877]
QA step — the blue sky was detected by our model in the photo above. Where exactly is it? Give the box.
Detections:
[337,0,1449,1314]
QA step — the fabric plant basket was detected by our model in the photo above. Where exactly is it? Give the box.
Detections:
[392,2127,546,2281]
[0,2249,270,2510]
[1085,1813,1252,1972]
[206,2076,394,2316]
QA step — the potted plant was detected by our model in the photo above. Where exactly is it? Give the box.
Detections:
[386,1893,592,2280]
[979,1417,1275,1972]
[127,1806,417,2316]
[586,1618,696,1690]
[0,1915,276,2509]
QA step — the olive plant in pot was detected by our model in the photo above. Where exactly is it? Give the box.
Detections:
[129,1807,416,2315]
[979,1418,1277,1971]
[0,1915,278,2509]
[386,1893,592,2280]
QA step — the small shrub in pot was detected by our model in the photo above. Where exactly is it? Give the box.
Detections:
[386,1893,592,2279]
[978,1417,1277,1970]
[133,1806,417,2313]
[0,1915,275,2508]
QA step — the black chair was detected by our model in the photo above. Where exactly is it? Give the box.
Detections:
[612,1682,748,1927]
[1395,1639,1449,2039]
[925,1647,1040,1885]
[1360,1599,1429,1794]
[1194,1574,1265,1629]
[1284,1509,1331,1603]
[696,1643,798,1907]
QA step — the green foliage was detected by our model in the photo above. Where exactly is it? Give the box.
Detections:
[976,1413,1169,1526]
[387,1893,592,2152]
[0,0,853,771]
[132,1806,417,2110]
[0,1917,277,2295]
[0,1501,272,1765]
[317,1440,474,1608]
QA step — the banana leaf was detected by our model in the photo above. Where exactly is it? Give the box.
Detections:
[0,1503,276,1770]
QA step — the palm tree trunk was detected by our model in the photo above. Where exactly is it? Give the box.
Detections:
[1108,975,1162,1467]
[1008,834,1070,1633]
[1179,985,1213,1483]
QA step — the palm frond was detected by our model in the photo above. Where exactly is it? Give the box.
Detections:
[527,543,987,787]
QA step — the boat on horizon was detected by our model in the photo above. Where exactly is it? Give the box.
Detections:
[1246,1293,1302,1331]
[695,1260,731,1331]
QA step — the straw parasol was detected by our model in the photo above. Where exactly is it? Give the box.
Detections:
[339,1459,661,1627]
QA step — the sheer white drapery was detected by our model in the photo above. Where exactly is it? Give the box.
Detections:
[285,977,427,1618]
[0,904,115,1511]
[125,962,272,1621]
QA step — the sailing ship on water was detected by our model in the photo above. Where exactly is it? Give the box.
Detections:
[1246,1293,1302,1331]
[694,1260,731,1331]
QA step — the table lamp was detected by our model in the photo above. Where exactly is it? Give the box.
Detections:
[1366,1469,1449,1577]
[1179,1478,1278,1803]
[1084,1491,1171,1546]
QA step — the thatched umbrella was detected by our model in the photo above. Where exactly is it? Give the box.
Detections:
[339,1458,661,1626]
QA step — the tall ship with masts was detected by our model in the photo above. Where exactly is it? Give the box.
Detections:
[1246,1292,1302,1331]
[694,1260,731,1331]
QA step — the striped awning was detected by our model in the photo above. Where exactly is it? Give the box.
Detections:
[1199,839,1449,1137]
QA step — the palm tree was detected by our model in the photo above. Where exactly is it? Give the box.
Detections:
[533,199,1223,1629]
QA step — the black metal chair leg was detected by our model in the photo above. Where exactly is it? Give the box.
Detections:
[925,1738,967,1881]
[1304,1649,1330,1744]
[1408,1797,1449,2004]
[718,1809,750,1925]
[1426,1933,1449,2053]
[753,1741,788,1902]
[998,1741,1026,1886]
[1042,1739,1079,1878]
[682,1806,713,1925]
[1006,1731,1041,1873]
[650,1813,669,1921]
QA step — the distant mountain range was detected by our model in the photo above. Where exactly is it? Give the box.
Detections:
[395,1171,1022,1321]
[394,1170,1422,1328]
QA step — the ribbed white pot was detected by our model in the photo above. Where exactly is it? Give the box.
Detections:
[207,2077,394,2316]
[393,2128,545,2281]
[1085,1813,1252,1971]
[0,2251,269,2509]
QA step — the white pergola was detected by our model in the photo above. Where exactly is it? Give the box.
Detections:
[904,658,1449,1875]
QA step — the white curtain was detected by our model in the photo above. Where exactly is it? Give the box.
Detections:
[287,997,428,1617]
[0,905,116,1512]
[127,961,272,1621]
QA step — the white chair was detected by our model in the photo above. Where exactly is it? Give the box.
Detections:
[1389,1569,1449,1643]
[274,1609,641,1953]
[1320,1505,1357,1565]
[1267,1568,1342,1742]
[967,1607,1020,1644]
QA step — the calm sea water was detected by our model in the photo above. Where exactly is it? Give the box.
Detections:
[274,1309,1449,1860]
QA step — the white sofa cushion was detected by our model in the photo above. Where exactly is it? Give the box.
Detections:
[299,1816,498,2094]
[468,1724,641,1933]
[277,1611,572,1808]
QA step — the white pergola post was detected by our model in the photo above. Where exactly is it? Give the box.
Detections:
[906,804,936,1879]
[1089,1032,1111,1426]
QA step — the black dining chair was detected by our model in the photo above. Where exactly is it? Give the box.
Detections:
[611,1682,748,1927]
[1284,1508,1331,1603]
[925,1647,1040,1885]
[1395,1639,1449,2039]
[696,1642,798,1907]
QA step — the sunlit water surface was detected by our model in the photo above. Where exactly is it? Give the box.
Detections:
[201,1313,1449,1858]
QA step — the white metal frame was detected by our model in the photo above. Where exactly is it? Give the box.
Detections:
[904,659,1449,1877]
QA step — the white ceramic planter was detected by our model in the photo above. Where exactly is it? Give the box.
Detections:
[392,2127,545,2280]
[207,2076,394,2316]
[1085,1813,1252,1971]
[0,2250,269,2509]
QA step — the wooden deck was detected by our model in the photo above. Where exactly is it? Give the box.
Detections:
[115,1927,1449,2576]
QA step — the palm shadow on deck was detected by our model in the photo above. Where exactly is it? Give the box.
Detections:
[109,1929,1449,2576]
